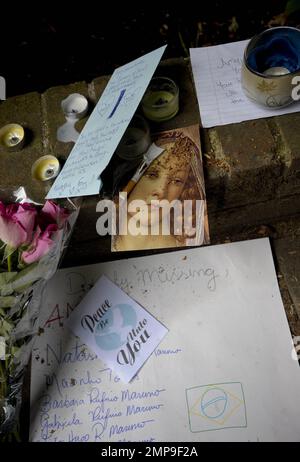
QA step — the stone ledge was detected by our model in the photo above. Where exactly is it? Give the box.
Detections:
[274,235,300,320]
[89,75,110,102]
[273,113,300,174]
[0,57,299,222]
[204,119,281,210]
[203,113,300,211]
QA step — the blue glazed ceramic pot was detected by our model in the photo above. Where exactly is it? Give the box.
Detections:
[241,27,300,107]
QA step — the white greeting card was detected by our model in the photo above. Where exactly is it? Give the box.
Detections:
[46,45,166,198]
[67,275,168,383]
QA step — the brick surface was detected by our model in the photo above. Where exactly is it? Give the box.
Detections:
[207,119,281,209]
[271,113,300,197]
[215,119,276,173]
[274,235,300,319]
[208,194,300,238]
[274,112,300,173]
[90,75,110,103]
[202,127,231,211]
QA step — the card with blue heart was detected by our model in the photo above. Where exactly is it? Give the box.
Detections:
[67,275,168,382]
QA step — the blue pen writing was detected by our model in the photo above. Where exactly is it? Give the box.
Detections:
[108,89,126,118]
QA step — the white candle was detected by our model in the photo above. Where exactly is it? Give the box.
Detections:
[61,93,88,119]
[263,66,290,76]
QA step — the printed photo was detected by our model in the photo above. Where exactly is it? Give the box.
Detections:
[112,124,210,251]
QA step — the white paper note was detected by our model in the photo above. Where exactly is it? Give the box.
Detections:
[46,45,167,199]
[190,40,300,127]
[67,275,168,383]
[30,238,300,442]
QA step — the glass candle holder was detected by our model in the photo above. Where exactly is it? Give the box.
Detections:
[141,77,179,122]
[115,114,151,161]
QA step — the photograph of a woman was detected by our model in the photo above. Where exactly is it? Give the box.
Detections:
[112,125,209,251]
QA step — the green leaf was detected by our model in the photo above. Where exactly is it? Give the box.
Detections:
[8,262,40,293]
[2,246,15,263]
[286,0,300,16]
[0,272,18,289]
[0,318,13,338]
[0,296,16,308]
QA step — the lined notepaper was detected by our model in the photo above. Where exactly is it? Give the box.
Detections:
[190,40,300,127]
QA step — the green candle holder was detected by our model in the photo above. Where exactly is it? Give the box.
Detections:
[141,76,179,122]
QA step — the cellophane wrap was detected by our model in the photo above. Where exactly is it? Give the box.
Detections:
[0,187,80,440]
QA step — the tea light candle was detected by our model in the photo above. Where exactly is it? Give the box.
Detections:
[142,77,179,122]
[0,123,25,150]
[32,155,60,181]
[61,93,88,120]
[242,27,300,107]
[263,66,290,76]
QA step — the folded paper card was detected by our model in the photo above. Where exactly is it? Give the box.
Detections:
[190,40,300,127]
[67,275,168,383]
[46,45,167,199]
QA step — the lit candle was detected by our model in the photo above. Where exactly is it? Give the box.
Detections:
[61,93,88,119]
[31,155,60,181]
[142,77,179,122]
[263,66,290,76]
[0,123,25,150]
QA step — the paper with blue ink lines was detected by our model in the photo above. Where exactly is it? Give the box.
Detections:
[30,239,300,441]
[67,275,168,383]
[46,45,167,199]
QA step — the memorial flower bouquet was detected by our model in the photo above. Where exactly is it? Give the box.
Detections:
[0,191,79,440]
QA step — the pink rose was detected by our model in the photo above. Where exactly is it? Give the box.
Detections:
[0,201,37,249]
[21,224,59,265]
[40,200,69,228]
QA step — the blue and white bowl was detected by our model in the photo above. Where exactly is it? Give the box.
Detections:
[241,27,300,107]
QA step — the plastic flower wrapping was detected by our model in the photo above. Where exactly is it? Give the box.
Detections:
[0,187,80,440]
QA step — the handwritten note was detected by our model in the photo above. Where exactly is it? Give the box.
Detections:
[190,40,300,127]
[67,275,168,383]
[30,239,300,441]
[46,45,167,199]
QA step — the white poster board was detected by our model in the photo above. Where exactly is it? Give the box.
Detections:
[30,238,300,442]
